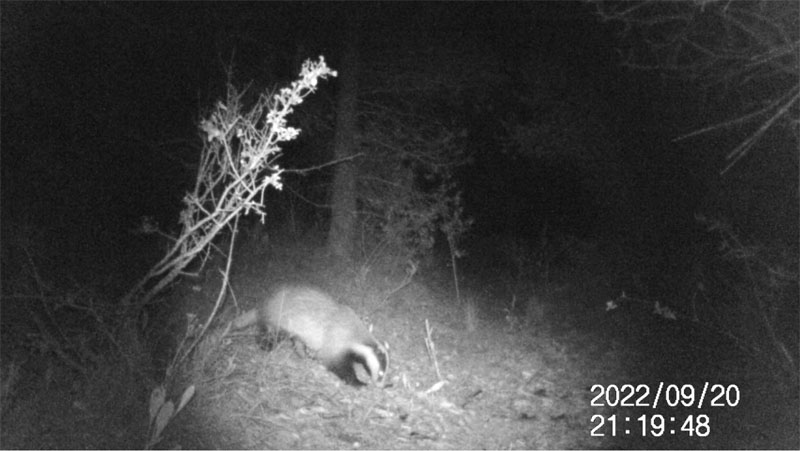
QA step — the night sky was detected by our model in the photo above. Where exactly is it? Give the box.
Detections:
[1,2,796,283]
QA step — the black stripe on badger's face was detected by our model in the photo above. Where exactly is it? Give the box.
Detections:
[325,343,388,387]
[326,350,368,387]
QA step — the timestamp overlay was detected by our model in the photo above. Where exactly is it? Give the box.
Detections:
[588,382,741,443]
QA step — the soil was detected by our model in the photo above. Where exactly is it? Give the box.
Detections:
[3,281,796,449]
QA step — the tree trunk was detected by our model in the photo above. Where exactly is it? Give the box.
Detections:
[327,23,359,259]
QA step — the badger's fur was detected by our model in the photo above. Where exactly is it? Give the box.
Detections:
[232,285,389,387]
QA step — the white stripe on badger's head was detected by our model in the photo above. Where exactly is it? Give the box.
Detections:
[351,341,389,387]
[374,341,390,387]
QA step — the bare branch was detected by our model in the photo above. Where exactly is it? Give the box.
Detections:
[593,0,799,172]
[121,57,337,309]
[721,87,800,174]
[283,153,365,176]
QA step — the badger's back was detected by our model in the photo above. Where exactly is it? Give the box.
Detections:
[262,285,341,351]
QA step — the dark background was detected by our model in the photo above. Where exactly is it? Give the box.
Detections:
[1,2,796,316]
[3,2,793,258]
[1,2,797,449]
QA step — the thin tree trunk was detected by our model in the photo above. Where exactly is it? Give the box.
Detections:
[327,21,359,259]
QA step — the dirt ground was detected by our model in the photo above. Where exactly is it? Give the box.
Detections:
[3,279,796,450]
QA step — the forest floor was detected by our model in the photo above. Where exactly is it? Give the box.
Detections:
[2,274,797,449]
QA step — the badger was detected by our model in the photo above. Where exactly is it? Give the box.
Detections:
[232,285,389,387]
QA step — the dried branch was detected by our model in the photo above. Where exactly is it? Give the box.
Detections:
[593,0,799,172]
[120,57,337,310]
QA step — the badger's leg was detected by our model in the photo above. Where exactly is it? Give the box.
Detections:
[258,326,290,352]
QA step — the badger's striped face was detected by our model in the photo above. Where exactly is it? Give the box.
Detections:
[351,340,389,387]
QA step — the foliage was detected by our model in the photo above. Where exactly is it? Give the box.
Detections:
[496,61,620,219]
[146,384,195,449]
[121,57,336,310]
[297,43,478,272]
[605,293,677,321]
[694,215,798,386]
[356,101,471,271]
[607,215,798,389]
[592,0,800,173]
[117,57,336,444]
[501,225,590,297]
[1,231,150,377]
[499,64,611,163]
